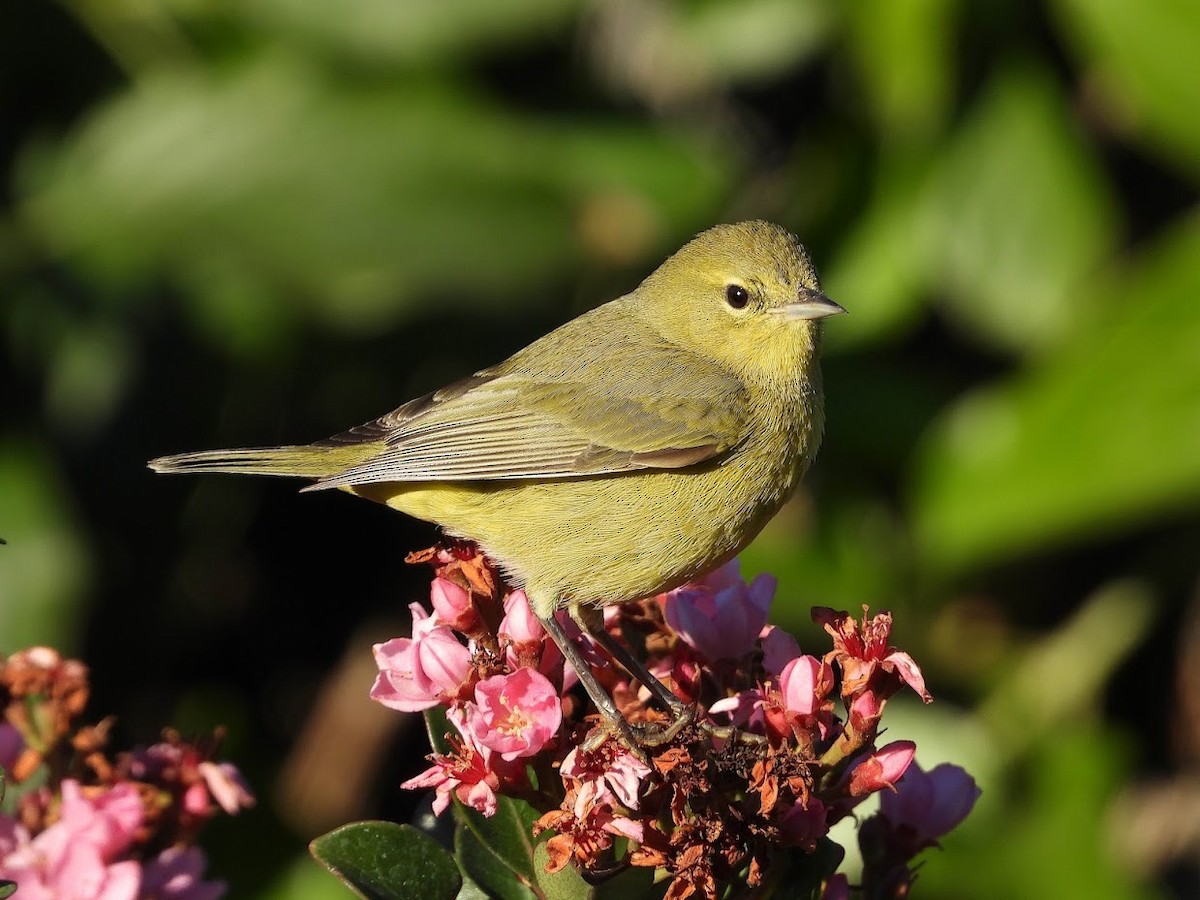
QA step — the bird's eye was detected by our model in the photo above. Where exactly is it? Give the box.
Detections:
[725,284,750,309]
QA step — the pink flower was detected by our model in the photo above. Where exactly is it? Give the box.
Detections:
[0,780,143,900]
[499,591,566,684]
[499,590,543,646]
[759,625,801,676]
[0,723,23,773]
[464,669,562,761]
[197,762,255,816]
[401,710,502,817]
[813,607,932,703]
[779,797,828,850]
[430,577,480,634]
[371,603,473,712]
[140,847,226,900]
[846,741,916,798]
[664,561,776,661]
[778,655,825,717]
[560,743,651,815]
[879,761,981,844]
[708,687,767,731]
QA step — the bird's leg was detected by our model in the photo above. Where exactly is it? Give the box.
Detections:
[539,611,648,760]
[582,617,694,728]
[544,607,696,753]
[571,607,768,752]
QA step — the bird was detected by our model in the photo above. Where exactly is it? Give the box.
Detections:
[149,220,845,748]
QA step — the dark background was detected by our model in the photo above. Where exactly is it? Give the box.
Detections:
[3,1,1198,897]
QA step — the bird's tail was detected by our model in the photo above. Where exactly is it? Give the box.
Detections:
[148,443,375,479]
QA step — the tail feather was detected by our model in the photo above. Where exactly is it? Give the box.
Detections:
[148,444,376,479]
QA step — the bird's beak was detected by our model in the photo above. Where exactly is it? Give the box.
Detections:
[773,288,847,320]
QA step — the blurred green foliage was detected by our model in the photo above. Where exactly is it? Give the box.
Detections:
[2,0,1197,896]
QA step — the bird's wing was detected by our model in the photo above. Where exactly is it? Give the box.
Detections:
[305,312,749,489]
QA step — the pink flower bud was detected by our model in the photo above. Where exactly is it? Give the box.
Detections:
[778,655,824,716]
[371,603,473,711]
[846,740,916,798]
[430,577,480,633]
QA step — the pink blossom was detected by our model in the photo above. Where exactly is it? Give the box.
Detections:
[371,603,473,712]
[779,797,828,850]
[140,847,226,900]
[430,577,480,634]
[778,655,825,717]
[759,625,801,676]
[560,743,651,815]
[465,669,562,761]
[401,710,501,817]
[589,807,644,842]
[0,780,143,900]
[813,607,931,703]
[879,761,981,843]
[499,590,543,645]
[197,762,255,816]
[499,591,565,684]
[848,690,883,733]
[664,561,776,661]
[0,723,22,773]
[846,741,916,798]
[708,687,767,731]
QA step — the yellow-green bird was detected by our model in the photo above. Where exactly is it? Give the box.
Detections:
[150,220,845,745]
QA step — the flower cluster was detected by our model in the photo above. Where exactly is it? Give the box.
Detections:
[0,647,253,900]
[377,545,980,899]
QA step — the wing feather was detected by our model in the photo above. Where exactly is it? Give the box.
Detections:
[304,303,750,490]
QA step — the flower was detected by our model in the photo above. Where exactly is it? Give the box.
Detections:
[401,711,502,817]
[464,669,562,761]
[879,761,981,844]
[664,561,776,661]
[845,740,916,798]
[499,590,566,683]
[778,797,828,850]
[560,742,651,815]
[197,762,255,816]
[430,576,481,634]
[0,723,22,774]
[778,655,826,717]
[370,603,473,712]
[759,625,801,676]
[813,607,932,703]
[0,780,143,900]
[140,847,226,900]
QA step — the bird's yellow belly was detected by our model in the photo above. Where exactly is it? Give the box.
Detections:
[353,435,806,618]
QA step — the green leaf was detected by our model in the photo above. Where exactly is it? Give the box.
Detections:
[455,820,536,900]
[17,54,731,347]
[310,821,462,900]
[1053,0,1200,177]
[531,841,592,900]
[822,158,933,353]
[454,795,540,887]
[424,704,454,756]
[230,0,579,67]
[913,212,1200,572]
[531,842,658,900]
[921,64,1118,354]
[844,0,957,139]
[0,880,16,900]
